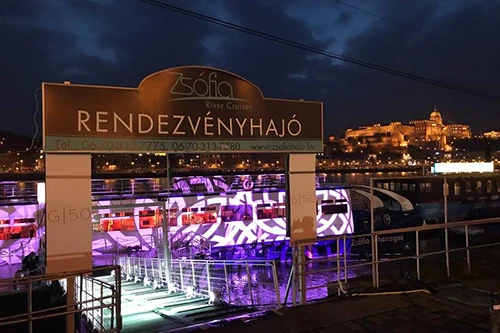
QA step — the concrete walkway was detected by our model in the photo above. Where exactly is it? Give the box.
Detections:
[183,291,490,333]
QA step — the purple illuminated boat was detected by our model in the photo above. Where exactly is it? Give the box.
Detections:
[0,174,354,264]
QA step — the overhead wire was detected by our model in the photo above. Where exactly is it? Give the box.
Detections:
[334,0,446,41]
[138,0,500,102]
[333,0,498,60]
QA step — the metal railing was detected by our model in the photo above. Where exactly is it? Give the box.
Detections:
[169,231,212,258]
[117,256,281,308]
[292,216,500,305]
[0,265,121,333]
[76,268,122,332]
[0,178,169,201]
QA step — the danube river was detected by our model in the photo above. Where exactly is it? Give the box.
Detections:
[0,171,422,199]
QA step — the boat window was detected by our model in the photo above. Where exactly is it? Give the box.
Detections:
[181,208,218,225]
[167,208,178,226]
[389,182,395,191]
[384,200,401,211]
[138,209,178,229]
[139,210,155,217]
[376,183,383,188]
[13,218,36,224]
[465,181,471,193]
[322,204,348,214]
[487,180,493,193]
[383,183,389,190]
[1,219,37,240]
[409,184,416,192]
[402,183,408,191]
[454,182,460,196]
[221,205,253,222]
[419,183,432,192]
[497,180,500,193]
[200,206,218,212]
[139,209,157,229]
[476,181,482,194]
[100,212,135,232]
[0,220,11,241]
[394,183,401,191]
[256,203,286,219]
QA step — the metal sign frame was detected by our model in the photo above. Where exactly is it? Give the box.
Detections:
[42,66,323,154]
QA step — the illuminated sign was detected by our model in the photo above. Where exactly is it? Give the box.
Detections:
[42,66,323,153]
[432,162,494,174]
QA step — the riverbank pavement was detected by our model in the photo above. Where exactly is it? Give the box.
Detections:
[169,290,490,333]
[170,248,500,333]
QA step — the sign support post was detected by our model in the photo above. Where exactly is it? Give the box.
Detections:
[286,153,317,305]
[369,177,377,287]
[443,176,450,277]
[44,153,92,333]
[45,153,93,272]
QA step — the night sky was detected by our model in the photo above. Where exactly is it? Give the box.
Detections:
[2,0,500,138]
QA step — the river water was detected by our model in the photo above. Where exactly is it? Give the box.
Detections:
[0,171,422,198]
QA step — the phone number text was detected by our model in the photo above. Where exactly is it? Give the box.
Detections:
[52,138,242,152]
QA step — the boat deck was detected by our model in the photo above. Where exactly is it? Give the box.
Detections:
[95,274,259,333]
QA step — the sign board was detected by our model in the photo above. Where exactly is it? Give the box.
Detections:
[42,66,323,153]
[432,162,494,174]
[45,154,93,273]
[287,154,318,243]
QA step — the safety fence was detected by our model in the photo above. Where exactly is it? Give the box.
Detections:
[292,216,500,305]
[0,265,121,333]
[76,268,122,332]
[117,256,281,308]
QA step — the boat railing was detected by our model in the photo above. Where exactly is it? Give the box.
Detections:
[0,174,338,202]
[169,231,212,258]
[290,216,500,306]
[0,265,121,333]
[0,178,169,201]
[116,256,281,309]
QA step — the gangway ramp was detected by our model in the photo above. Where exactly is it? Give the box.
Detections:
[95,271,260,333]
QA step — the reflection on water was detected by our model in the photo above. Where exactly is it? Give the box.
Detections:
[222,261,370,307]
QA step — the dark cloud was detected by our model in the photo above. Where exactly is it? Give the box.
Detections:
[0,0,218,135]
[329,0,500,133]
[1,0,500,138]
[0,4,81,135]
[335,12,351,27]
[198,0,332,98]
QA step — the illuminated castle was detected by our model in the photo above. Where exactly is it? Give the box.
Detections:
[344,107,471,149]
